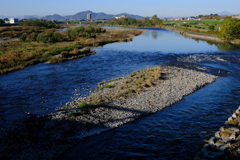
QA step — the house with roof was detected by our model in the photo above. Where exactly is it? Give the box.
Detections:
[10,18,18,24]
[115,15,126,19]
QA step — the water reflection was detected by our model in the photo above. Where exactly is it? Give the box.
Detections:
[191,38,240,52]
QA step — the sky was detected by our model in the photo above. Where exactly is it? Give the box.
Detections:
[1,0,240,18]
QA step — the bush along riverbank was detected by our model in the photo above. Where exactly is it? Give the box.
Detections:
[196,106,240,159]
[0,27,144,74]
[0,65,218,160]
[163,26,229,44]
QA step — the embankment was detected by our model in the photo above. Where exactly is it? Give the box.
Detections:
[163,26,239,44]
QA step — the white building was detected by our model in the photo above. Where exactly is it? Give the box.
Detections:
[233,16,240,19]
[115,15,126,19]
[10,18,18,24]
[188,16,196,20]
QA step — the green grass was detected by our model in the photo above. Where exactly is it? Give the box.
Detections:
[163,19,224,33]
[216,141,224,144]
[68,112,75,117]
[104,85,112,88]
[80,102,87,108]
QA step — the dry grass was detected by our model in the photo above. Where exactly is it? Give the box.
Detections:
[0,26,58,38]
[0,29,144,74]
[48,47,95,63]
[228,119,238,126]
[85,66,162,105]
[220,131,230,138]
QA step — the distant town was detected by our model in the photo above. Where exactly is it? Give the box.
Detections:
[1,11,240,24]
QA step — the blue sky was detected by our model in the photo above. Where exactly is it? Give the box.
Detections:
[1,0,240,17]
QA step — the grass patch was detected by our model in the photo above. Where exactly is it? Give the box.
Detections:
[228,119,238,126]
[68,112,75,118]
[104,85,112,88]
[220,131,230,138]
[216,141,224,144]
[89,65,162,105]
[80,102,87,108]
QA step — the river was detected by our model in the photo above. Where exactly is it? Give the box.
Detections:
[1,27,240,159]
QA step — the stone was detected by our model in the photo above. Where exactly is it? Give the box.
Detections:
[232,113,237,118]
[229,132,236,140]
[220,126,225,132]
[219,143,230,151]
[215,131,220,138]
[228,117,233,121]
[209,137,215,145]
[236,109,240,114]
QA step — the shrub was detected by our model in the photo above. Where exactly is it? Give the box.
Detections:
[20,33,27,42]
[209,25,215,31]
[27,32,38,42]
[19,19,59,29]
[37,30,63,43]
[218,18,240,40]
[95,27,101,33]
[29,28,38,32]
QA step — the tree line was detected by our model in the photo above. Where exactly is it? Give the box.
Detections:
[107,15,163,27]
[20,26,105,43]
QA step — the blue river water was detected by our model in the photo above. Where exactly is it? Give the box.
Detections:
[1,28,240,159]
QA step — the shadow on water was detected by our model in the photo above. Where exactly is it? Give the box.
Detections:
[0,102,157,160]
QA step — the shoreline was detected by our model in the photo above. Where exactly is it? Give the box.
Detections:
[162,26,240,45]
[196,106,240,159]
[0,65,218,159]
[101,25,240,45]
[0,28,144,75]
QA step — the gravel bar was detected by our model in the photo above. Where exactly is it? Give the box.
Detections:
[0,66,218,160]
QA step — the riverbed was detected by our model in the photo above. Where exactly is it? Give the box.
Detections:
[1,27,240,159]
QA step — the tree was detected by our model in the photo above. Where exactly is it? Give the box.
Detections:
[4,18,9,21]
[209,25,215,31]
[218,18,240,40]
[0,19,3,23]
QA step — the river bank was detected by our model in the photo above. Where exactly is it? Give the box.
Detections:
[0,28,144,74]
[163,26,240,45]
[196,106,240,159]
[0,65,218,160]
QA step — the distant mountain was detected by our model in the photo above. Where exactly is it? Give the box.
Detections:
[218,11,235,16]
[45,10,145,20]
[44,14,64,20]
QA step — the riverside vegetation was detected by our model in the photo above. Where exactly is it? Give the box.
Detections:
[0,23,143,74]
[104,15,240,43]
[164,17,240,42]
[0,19,61,38]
